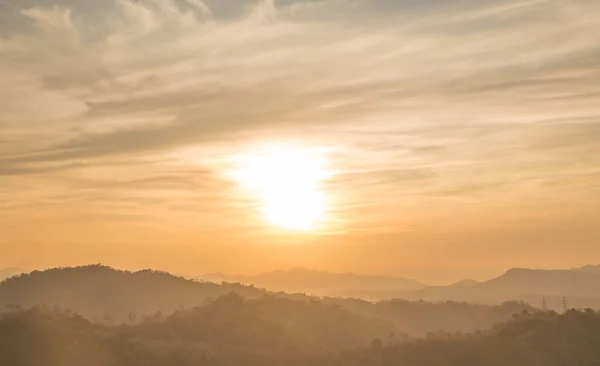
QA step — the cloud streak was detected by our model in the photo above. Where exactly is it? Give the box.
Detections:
[1,0,599,260]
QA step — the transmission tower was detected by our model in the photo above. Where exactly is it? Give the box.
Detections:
[541,298,547,311]
[561,296,568,313]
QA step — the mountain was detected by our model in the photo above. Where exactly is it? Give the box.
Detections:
[477,268,600,297]
[203,266,600,309]
[407,267,600,310]
[0,267,26,281]
[574,264,600,275]
[334,310,600,366]
[0,265,266,321]
[0,265,537,337]
[201,268,426,297]
[5,264,598,324]
[2,298,581,366]
[451,279,479,287]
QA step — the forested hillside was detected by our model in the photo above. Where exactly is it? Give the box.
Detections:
[0,266,535,335]
[0,265,266,322]
[1,303,598,366]
[0,266,595,366]
[334,309,600,366]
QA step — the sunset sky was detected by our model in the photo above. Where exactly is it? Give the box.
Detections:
[1,0,599,284]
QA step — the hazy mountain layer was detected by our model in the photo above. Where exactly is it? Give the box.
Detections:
[200,265,600,309]
[0,265,266,322]
[202,267,426,296]
[407,267,600,310]
[1,302,598,366]
[0,265,534,336]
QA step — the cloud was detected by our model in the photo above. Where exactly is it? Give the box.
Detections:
[1,0,599,235]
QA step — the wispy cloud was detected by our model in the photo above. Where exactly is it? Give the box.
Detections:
[1,0,599,250]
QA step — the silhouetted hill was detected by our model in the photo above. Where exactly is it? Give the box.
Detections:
[154,293,392,350]
[407,267,600,310]
[0,267,26,281]
[203,266,600,309]
[323,297,536,337]
[478,268,600,296]
[0,265,536,336]
[334,310,600,366]
[202,268,426,296]
[575,264,600,275]
[451,279,479,287]
[0,265,266,322]
[1,302,598,366]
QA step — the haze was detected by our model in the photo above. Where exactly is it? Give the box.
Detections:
[1,0,600,284]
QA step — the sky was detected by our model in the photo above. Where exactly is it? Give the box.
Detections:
[1,0,599,284]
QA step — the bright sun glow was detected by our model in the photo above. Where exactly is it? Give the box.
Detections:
[232,146,332,232]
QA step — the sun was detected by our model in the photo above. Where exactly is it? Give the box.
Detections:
[231,145,332,232]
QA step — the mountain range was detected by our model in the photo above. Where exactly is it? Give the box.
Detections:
[0,265,535,336]
[200,265,600,310]
[574,264,600,275]
[200,268,426,296]
[406,267,600,310]
[0,265,267,322]
[3,264,600,312]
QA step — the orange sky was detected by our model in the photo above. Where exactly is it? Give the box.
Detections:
[1,0,599,284]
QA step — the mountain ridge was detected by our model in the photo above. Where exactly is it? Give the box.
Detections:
[0,264,538,338]
[574,264,600,275]
[4,264,600,310]
[200,267,426,296]
[0,264,267,321]
[406,267,600,310]
[0,267,26,281]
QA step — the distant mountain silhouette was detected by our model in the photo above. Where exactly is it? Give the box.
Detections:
[574,264,600,275]
[407,267,600,310]
[3,264,599,321]
[0,265,265,322]
[201,266,600,309]
[450,279,480,287]
[0,265,537,338]
[0,267,26,281]
[201,267,426,296]
[478,268,600,296]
